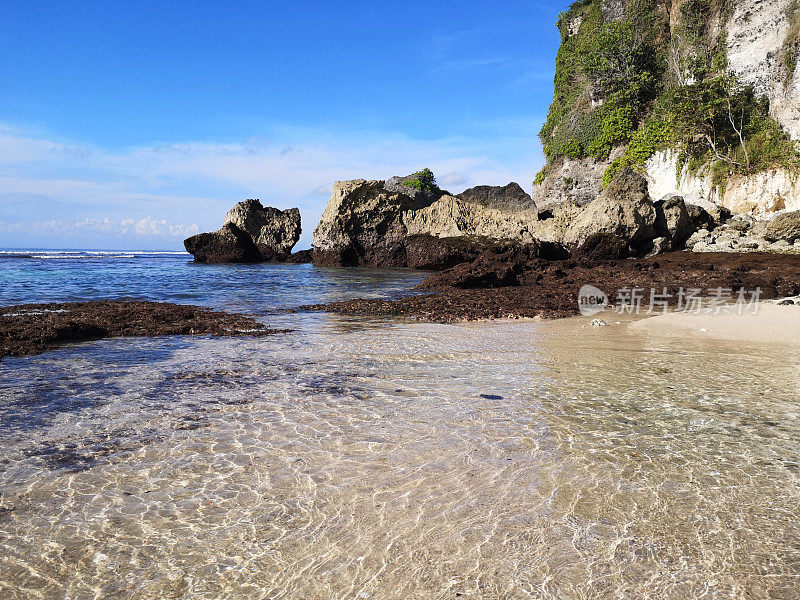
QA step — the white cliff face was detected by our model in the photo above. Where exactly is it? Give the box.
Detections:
[644,0,800,216]
[726,0,800,139]
[646,150,800,214]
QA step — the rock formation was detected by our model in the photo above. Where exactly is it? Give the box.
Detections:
[312,176,552,268]
[185,200,301,263]
[562,169,656,250]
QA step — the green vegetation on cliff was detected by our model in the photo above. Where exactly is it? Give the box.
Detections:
[401,168,441,195]
[537,0,800,192]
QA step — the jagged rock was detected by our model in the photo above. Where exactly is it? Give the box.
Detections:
[312,179,415,267]
[686,212,800,255]
[532,155,620,212]
[185,199,301,263]
[312,176,543,268]
[648,237,672,256]
[224,200,301,259]
[654,194,694,248]
[686,202,732,230]
[563,169,656,250]
[184,223,263,264]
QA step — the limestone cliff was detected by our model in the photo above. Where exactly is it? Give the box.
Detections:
[534,0,800,216]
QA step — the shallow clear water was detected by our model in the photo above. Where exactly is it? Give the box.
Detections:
[1,251,799,599]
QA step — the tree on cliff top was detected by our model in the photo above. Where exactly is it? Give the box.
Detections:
[402,169,440,195]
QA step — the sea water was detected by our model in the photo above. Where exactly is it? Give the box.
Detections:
[0,250,798,599]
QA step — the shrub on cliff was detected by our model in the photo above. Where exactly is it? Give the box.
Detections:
[401,169,441,195]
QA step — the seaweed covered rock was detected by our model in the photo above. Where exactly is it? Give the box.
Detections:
[575,233,631,260]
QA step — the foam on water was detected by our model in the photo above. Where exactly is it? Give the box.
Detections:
[1,317,798,599]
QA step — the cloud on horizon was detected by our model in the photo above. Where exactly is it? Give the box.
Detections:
[0,121,545,250]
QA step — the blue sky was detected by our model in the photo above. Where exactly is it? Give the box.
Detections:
[0,0,566,250]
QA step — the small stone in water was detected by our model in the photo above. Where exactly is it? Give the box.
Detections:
[590,319,608,327]
[480,394,504,400]
[777,299,796,306]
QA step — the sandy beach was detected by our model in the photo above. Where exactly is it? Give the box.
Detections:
[630,298,800,346]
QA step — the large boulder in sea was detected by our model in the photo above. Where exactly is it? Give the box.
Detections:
[184,223,263,263]
[312,175,546,268]
[563,169,657,251]
[185,199,301,263]
[312,179,421,267]
[224,200,301,259]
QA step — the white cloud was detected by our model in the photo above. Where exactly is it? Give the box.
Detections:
[0,121,544,249]
[0,216,198,238]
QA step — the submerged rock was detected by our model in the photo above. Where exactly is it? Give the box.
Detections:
[185,199,301,263]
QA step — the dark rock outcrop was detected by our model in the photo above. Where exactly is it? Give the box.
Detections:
[687,202,732,231]
[185,223,264,263]
[419,241,568,290]
[285,249,313,264]
[304,252,800,323]
[185,200,301,263]
[575,233,630,260]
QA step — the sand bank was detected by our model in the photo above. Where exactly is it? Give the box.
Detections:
[629,298,800,346]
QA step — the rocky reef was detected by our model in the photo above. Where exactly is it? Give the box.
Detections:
[304,251,800,322]
[0,301,282,359]
[185,199,301,263]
